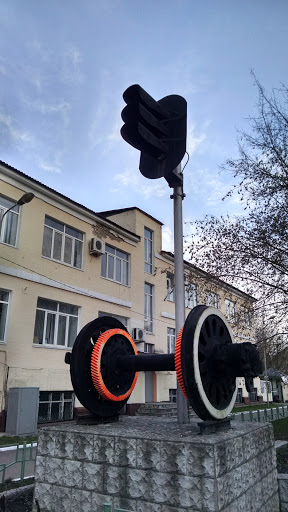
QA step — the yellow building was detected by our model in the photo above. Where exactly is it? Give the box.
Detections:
[0,160,262,427]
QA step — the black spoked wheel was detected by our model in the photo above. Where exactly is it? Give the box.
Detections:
[70,316,129,417]
[180,305,238,420]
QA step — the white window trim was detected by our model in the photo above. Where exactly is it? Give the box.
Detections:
[33,299,79,349]
[206,290,220,309]
[101,244,130,286]
[167,327,176,354]
[144,227,154,275]
[42,217,84,270]
[144,282,154,333]
[0,196,21,248]
[225,298,237,323]
[0,289,11,344]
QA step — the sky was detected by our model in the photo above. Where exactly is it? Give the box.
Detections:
[1,0,288,251]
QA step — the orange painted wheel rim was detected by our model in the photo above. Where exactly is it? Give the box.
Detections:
[91,328,138,401]
[174,327,188,398]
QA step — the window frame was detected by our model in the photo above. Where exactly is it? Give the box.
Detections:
[185,282,198,309]
[0,289,10,343]
[42,216,84,270]
[0,194,20,247]
[98,311,129,329]
[144,227,154,274]
[101,244,130,286]
[33,298,79,349]
[225,298,237,323]
[206,290,220,309]
[167,327,176,354]
[144,282,154,333]
[38,390,75,423]
[166,274,175,302]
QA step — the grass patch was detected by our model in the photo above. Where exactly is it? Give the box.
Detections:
[273,416,288,440]
[0,435,37,447]
[232,403,285,413]
[0,477,34,493]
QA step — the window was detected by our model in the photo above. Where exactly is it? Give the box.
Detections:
[101,244,129,285]
[206,291,220,309]
[225,299,236,323]
[144,227,153,274]
[235,388,243,404]
[169,389,177,403]
[144,342,154,353]
[243,309,252,328]
[167,327,176,353]
[144,283,154,332]
[33,298,79,348]
[185,283,197,309]
[38,391,74,423]
[42,216,83,269]
[98,311,128,328]
[0,290,9,342]
[249,388,257,402]
[166,274,175,302]
[0,195,20,246]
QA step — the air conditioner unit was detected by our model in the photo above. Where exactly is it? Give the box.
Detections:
[132,327,146,342]
[90,238,105,256]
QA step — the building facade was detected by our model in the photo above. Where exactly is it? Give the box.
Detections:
[0,161,262,426]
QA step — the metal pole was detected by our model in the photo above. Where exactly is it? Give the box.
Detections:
[264,345,270,408]
[171,165,189,424]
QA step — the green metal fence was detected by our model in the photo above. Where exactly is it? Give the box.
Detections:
[230,405,288,423]
[0,442,36,484]
[104,505,133,512]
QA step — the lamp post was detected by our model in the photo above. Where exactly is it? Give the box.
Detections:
[0,192,34,234]
[0,192,35,239]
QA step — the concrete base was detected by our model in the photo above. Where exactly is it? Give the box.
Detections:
[33,417,279,512]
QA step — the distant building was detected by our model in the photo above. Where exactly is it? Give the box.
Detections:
[0,160,263,427]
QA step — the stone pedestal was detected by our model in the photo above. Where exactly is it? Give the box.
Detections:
[33,417,279,512]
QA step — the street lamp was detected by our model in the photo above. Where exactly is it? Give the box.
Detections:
[0,192,35,233]
[262,313,276,408]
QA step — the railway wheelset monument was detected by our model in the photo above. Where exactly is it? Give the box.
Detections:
[33,85,280,512]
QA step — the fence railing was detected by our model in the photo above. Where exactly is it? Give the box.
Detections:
[230,405,288,423]
[0,442,37,484]
[104,505,133,512]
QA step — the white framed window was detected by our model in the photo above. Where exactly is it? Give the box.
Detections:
[144,283,154,332]
[185,283,197,309]
[166,274,175,302]
[167,327,176,353]
[0,290,10,342]
[42,216,83,269]
[98,311,128,328]
[225,298,236,323]
[33,298,79,348]
[206,291,220,309]
[38,391,74,423]
[169,388,177,403]
[144,227,154,274]
[243,309,252,328]
[101,244,129,285]
[0,195,20,246]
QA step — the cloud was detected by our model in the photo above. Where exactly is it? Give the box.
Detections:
[0,114,34,149]
[62,46,85,85]
[112,168,167,200]
[39,160,62,174]
[186,124,207,155]
[162,225,174,252]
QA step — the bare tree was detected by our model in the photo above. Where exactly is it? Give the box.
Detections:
[186,73,288,343]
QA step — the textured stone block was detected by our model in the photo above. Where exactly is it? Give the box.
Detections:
[201,477,216,511]
[91,492,114,510]
[93,435,115,464]
[71,489,92,512]
[74,433,94,461]
[62,459,83,488]
[126,468,150,500]
[114,496,137,511]
[45,457,64,484]
[37,430,56,457]
[54,431,74,459]
[278,473,288,504]
[83,462,103,492]
[136,500,161,512]
[174,474,202,509]
[136,439,162,470]
[221,494,246,512]
[161,441,187,475]
[258,448,276,478]
[49,485,72,512]
[115,436,137,467]
[186,443,215,477]
[33,482,53,512]
[224,436,244,473]
[34,455,46,481]
[150,471,176,505]
[104,464,127,496]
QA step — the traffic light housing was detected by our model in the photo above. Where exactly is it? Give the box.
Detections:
[121,85,187,187]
